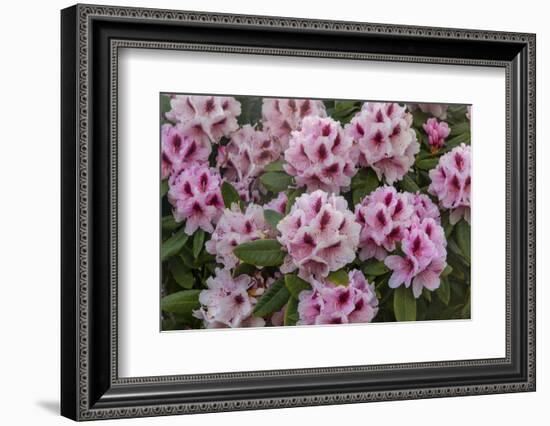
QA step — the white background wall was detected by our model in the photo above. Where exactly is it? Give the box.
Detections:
[0,0,546,424]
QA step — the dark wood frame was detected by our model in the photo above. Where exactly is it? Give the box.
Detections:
[61,4,536,421]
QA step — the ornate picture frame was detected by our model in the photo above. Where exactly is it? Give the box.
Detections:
[61,4,535,421]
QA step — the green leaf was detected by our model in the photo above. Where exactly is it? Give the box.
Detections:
[161,228,189,262]
[441,211,454,239]
[393,286,417,321]
[415,158,440,171]
[264,160,286,172]
[233,263,257,278]
[399,174,420,193]
[412,109,431,128]
[285,187,306,215]
[362,260,389,276]
[160,290,201,314]
[284,274,312,298]
[170,257,194,289]
[161,180,169,197]
[449,122,470,137]
[192,229,205,258]
[351,167,379,205]
[260,171,293,193]
[233,239,285,267]
[327,269,349,285]
[160,94,172,118]
[264,209,283,230]
[162,215,180,232]
[444,132,470,150]
[441,265,453,277]
[422,288,432,302]
[253,278,290,317]
[236,96,262,126]
[221,181,242,210]
[455,219,471,262]
[284,297,299,326]
[437,277,451,305]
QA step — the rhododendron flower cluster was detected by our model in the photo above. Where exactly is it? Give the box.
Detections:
[346,102,419,184]
[216,125,281,200]
[385,218,447,298]
[167,165,224,235]
[297,270,379,325]
[166,95,241,143]
[206,204,273,269]
[355,185,444,254]
[262,98,327,149]
[423,118,451,150]
[160,94,472,331]
[284,116,357,193]
[193,268,266,328]
[277,190,360,278]
[161,124,211,179]
[428,143,471,224]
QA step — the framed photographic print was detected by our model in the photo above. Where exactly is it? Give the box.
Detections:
[61,4,536,421]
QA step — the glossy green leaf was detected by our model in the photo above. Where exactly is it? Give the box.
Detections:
[327,269,349,285]
[415,158,440,171]
[260,171,293,193]
[399,174,420,193]
[449,122,470,137]
[192,229,205,258]
[393,286,417,321]
[264,209,283,230]
[161,180,169,197]
[160,290,201,314]
[161,228,189,262]
[455,219,471,263]
[162,215,180,232]
[284,274,312,298]
[351,167,379,205]
[362,260,389,276]
[436,277,451,305]
[284,297,299,326]
[233,239,285,267]
[221,181,242,210]
[170,257,194,289]
[264,160,286,172]
[253,278,290,317]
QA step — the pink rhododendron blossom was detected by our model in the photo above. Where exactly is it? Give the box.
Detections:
[423,118,450,149]
[216,125,282,201]
[346,102,419,184]
[193,268,265,328]
[206,204,272,269]
[167,165,224,235]
[297,269,378,325]
[264,192,288,215]
[217,125,282,182]
[428,143,471,224]
[384,218,447,298]
[284,116,357,193]
[355,186,442,261]
[161,124,211,179]
[418,103,448,120]
[165,95,241,143]
[277,190,360,278]
[262,98,327,150]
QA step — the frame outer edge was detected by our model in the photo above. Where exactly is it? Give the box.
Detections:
[66,4,536,420]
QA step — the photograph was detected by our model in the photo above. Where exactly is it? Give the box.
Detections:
[159,94,472,330]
